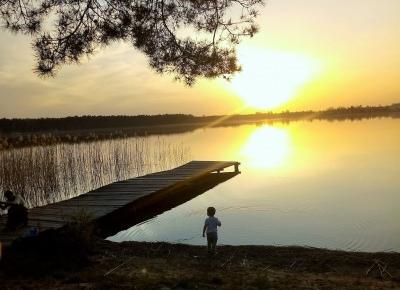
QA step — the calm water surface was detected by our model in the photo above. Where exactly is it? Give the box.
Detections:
[108,118,400,252]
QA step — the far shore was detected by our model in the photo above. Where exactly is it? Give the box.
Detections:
[1,103,400,150]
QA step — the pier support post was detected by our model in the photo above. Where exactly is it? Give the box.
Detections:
[234,163,240,173]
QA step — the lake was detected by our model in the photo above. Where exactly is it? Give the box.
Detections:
[1,118,399,252]
[108,118,400,252]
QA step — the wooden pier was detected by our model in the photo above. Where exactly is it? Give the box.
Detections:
[0,161,240,246]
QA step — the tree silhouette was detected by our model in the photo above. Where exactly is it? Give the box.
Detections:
[0,0,263,84]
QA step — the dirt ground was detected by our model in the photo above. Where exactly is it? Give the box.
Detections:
[1,237,400,290]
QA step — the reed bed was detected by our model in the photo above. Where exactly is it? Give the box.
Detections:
[0,136,190,209]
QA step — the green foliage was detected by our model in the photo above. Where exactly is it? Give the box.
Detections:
[66,209,95,251]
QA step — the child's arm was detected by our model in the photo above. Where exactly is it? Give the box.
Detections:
[217,218,221,227]
[202,224,207,237]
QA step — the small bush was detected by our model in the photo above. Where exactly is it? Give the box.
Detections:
[66,209,95,252]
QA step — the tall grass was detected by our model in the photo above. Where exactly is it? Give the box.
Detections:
[0,136,191,209]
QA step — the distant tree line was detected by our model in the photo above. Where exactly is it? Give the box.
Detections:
[0,104,399,150]
[0,114,198,134]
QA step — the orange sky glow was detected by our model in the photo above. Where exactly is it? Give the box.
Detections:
[0,0,399,117]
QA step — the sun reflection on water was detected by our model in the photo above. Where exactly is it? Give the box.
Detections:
[240,126,291,169]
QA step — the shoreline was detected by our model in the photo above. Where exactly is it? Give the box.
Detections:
[106,238,400,255]
[1,236,399,289]
[1,108,400,151]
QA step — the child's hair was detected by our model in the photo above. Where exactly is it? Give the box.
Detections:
[207,207,216,217]
[4,190,14,201]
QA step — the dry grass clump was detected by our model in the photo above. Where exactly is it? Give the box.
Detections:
[0,136,190,208]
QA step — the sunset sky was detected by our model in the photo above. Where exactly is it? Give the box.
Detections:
[0,0,399,118]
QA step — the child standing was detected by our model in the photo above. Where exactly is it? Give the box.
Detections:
[202,207,221,254]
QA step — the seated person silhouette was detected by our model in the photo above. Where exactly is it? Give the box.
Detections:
[0,190,28,232]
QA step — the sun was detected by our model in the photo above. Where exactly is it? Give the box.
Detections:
[228,48,320,109]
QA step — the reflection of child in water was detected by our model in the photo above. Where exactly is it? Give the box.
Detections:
[202,207,222,254]
[0,190,28,232]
